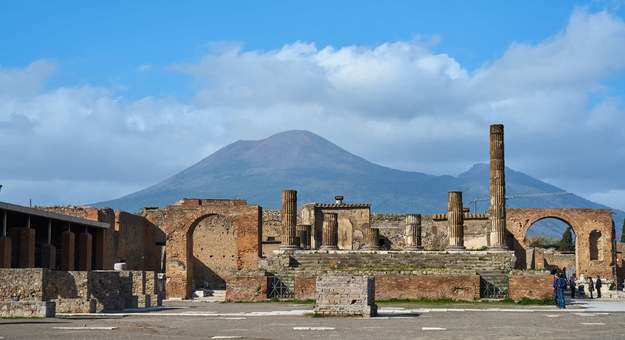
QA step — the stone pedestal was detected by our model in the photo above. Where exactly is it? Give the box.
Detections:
[320,213,339,250]
[314,276,377,317]
[61,231,75,271]
[0,237,11,268]
[19,228,36,268]
[78,232,93,271]
[404,214,423,250]
[280,190,299,250]
[296,224,311,250]
[42,244,56,269]
[363,226,380,250]
[489,124,507,250]
[447,191,466,250]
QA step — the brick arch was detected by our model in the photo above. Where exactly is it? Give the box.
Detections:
[507,208,614,279]
[164,202,262,299]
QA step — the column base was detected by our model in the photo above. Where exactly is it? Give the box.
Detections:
[404,246,423,251]
[279,245,300,250]
[319,245,339,251]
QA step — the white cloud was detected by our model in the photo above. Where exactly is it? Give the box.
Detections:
[2,10,625,208]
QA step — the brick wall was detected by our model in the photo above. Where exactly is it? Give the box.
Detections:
[294,276,316,300]
[225,274,268,302]
[509,274,553,300]
[375,274,480,301]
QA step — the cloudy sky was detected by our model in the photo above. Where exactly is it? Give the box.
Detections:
[1,1,625,211]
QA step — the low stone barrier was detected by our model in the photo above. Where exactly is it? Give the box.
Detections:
[314,275,376,317]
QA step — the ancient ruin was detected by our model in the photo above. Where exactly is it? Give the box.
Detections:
[0,123,622,316]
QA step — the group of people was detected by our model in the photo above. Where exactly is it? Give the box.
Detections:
[552,270,603,308]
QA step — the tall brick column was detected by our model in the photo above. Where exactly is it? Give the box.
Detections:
[61,230,75,271]
[0,210,10,268]
[280,190,299,250]
[404,214,423,250]
[296,224,311,249]
[78,231,93,271]
[19,217,36,268]
[363,226,380,250]
[447,191,465,250]
[320,213,339,250]
[489,124,507,249]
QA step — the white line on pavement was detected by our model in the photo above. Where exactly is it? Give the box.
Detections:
[293,327,335,331]
[581,323,605,325]
[544,314,561,318]
[422,327,447,331]
[53,327,117,330]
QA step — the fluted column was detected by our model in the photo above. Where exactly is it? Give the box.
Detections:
[296,224,311,250]
[280,190,299,250]
[447,191,465,250]
[489,124,507,249]
[404,214,423,250]
[320,213,339,250]
[363,225,380,250]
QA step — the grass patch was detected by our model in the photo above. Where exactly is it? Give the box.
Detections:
[225,297,315,304]
[277,299,315,305]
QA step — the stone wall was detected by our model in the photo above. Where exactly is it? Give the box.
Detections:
[192,214,238,289]
[314,275,376,317]
[0,268,54,317]
[294,276,316,300]
[115,211,164,272]
[508,273,553,300]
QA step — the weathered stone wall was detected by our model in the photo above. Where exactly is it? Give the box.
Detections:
[314,275,376,317]
[302,204,370,250]
[225,273,268,302]
[375,274,480,301]
[115,211,164,272]
[0,268,45,301]
[508,273,553,300]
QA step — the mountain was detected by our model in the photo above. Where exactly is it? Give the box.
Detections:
[93,130,623,238]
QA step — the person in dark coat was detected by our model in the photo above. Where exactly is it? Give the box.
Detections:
[596,276,602,298]
[588,276,594,299]
[570,273,576,298]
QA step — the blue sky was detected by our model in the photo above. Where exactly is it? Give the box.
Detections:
[2,1,625,212]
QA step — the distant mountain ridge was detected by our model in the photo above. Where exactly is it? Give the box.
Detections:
[93,130,623,238]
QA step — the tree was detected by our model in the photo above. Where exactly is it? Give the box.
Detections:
[558,227,574,252]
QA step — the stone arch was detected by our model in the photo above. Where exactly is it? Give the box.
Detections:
[507,208,614,279]
[189,214,237,290]
[164,202,262,299]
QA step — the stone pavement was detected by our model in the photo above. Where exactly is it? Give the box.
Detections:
[2,297,625,339]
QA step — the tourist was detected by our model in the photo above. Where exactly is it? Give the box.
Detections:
[588,276,594,299]
[553,271,566,308]
[570,273,576,298]
[596,276,602,298]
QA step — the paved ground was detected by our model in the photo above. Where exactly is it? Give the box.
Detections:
[2,297,625,339]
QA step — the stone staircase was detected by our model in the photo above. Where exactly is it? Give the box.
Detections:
[192,288,226,302]
[286,251,514,272]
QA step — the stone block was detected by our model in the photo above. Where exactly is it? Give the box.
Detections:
[314,275,377,317]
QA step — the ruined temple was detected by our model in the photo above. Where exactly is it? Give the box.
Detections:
[1,124,622,316]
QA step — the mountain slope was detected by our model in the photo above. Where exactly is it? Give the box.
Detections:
[93,130,623,238]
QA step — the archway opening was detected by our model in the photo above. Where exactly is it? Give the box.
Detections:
[525,217,576,274]
[189,214,237,290]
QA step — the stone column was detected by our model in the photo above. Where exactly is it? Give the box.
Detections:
[489,124,507,249]
[404,214,423,250]
[363,226,380,250]
[78,230,93,271]
[280,190,299,250]
[296,224,311,250]
[61,230,75,271]
[42,219,56,269]
[0,210,10,268]
[19,216,36,268]
[447,191,465,250]
[320,213,339,250]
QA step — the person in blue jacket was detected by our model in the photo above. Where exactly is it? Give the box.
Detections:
[553,271,566,308]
